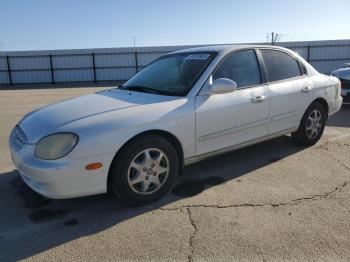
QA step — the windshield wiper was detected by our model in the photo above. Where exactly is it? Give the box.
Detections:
[119,85,160,94]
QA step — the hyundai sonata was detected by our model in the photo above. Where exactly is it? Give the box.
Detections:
[9,45,343,204]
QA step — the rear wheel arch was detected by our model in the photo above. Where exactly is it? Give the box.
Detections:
[312,97,329,118]
[107,129,184,187]
[292,100,327,145]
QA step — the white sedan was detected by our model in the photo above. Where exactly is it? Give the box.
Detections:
[9,45,343,204]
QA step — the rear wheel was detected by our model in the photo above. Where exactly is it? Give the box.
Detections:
[292,102,326,145]
[110,135,179,205]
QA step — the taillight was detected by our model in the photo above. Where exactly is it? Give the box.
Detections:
[336,79,341,99]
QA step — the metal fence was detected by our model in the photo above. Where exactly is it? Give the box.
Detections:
[0,50,168,85]
[1,39,350,86]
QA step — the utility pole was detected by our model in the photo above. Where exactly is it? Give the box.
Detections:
[267,32,281,45]
[132,37,136,49]
[132,37,138,73]
[0,41,4,56]
[271,32,275,45]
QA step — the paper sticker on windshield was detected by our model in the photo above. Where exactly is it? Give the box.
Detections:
[185,54,210,60]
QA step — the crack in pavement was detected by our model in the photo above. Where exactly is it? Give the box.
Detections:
[157,207,199,261]
[315,143,350,171]
[157,181,349,261]
[327,155,350,171]
[321,152,350,171]
[121,137,347,260]
[159,139,350,213]
[156,136,350,261]
[159,181,349,211]
[185,207,198,262]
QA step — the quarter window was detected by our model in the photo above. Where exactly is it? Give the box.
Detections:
[213,50,261,88]
[260,49,301,82]
[299,62,307,75]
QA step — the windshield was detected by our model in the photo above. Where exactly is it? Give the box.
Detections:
[121,52,217,96]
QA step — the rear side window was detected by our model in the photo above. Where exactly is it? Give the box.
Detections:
[260,49,301,82]
[213,50,261,88]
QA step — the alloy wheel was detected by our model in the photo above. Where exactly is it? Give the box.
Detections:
[306,109,323,139]
[127,148,170,195]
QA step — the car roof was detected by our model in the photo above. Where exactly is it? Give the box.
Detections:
[171,44,319,79]
[172,44,286,54]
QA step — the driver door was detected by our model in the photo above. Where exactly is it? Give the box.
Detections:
[195,49,270,155]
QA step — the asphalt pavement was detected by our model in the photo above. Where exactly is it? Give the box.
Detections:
[0,87,349,261]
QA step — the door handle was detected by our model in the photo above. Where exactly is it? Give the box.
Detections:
[251,95,266,103]
[301,86,311,93]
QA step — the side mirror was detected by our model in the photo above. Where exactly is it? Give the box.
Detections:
[211,78,237,94]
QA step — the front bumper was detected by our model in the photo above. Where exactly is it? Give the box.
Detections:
[9,143,112,199]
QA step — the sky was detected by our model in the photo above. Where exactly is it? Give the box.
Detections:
[0,0,349,51]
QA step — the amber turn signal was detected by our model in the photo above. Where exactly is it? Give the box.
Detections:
[85,162,103,170]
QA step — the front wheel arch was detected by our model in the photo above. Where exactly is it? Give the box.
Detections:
[107,130,184,188]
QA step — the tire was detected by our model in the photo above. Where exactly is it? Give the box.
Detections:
[292,102,327,146]
[110,134,179,205]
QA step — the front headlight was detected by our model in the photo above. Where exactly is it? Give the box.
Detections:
[35,133,79,160]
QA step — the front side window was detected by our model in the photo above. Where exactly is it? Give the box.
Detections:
[122,52,216,96]
[260,49,301,82]
[213,50,261,88]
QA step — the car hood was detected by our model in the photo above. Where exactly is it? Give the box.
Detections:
[19,89,177,143]
[332,68,350,80]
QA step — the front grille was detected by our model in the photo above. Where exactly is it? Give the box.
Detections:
[340,79,350,90]
[343,94,350,103]
[10,125,28,151]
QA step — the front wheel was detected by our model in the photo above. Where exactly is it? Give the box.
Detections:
[110,135,179,205]
[292,102,327,146]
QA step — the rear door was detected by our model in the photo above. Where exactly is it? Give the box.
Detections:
[195,49,270,155]
[259,49,313,135]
